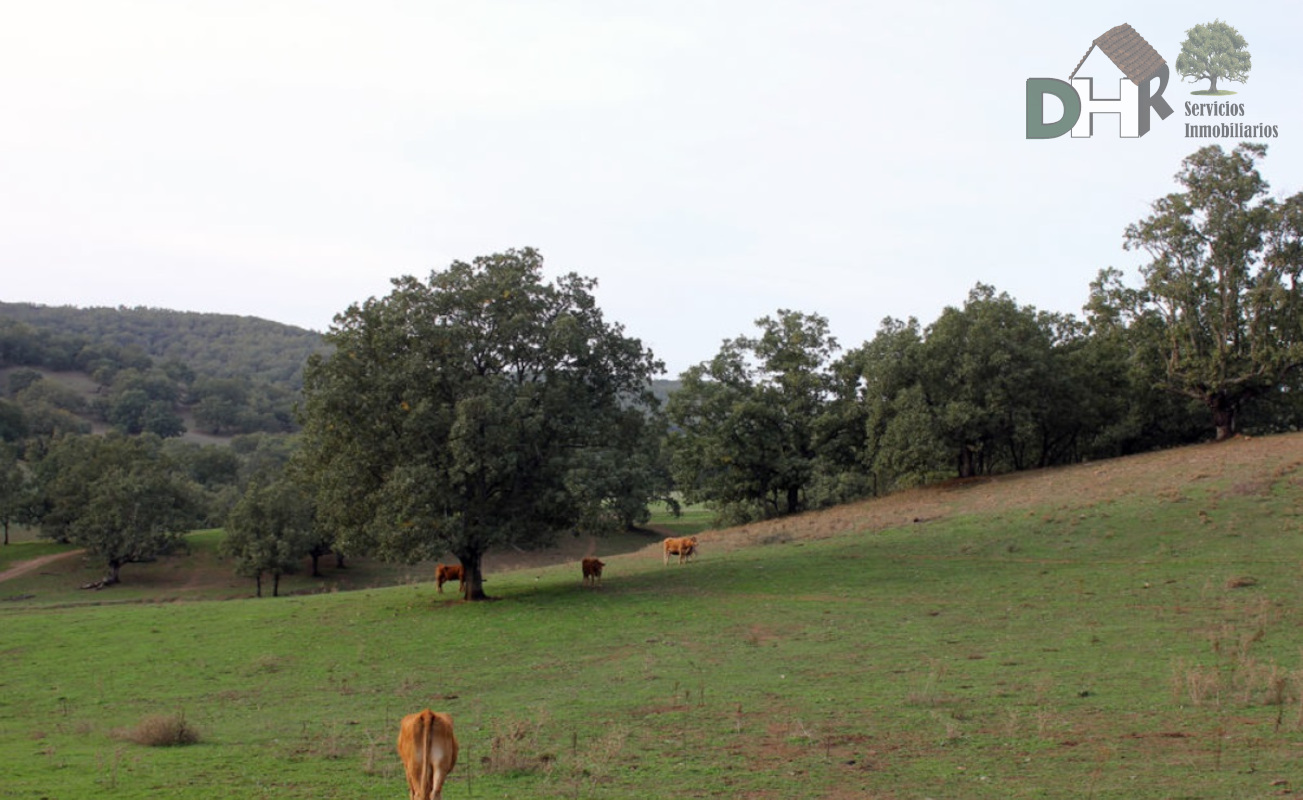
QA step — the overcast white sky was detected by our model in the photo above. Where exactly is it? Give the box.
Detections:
[2,1,1300,374]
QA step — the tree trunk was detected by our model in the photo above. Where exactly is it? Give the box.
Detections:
[107,561,122,585]
[1209,393,1236,441]
[3,521,8,546]
[458,551,490,601]
[957,447,976,479]
[310,551,322,578]
[272,572,281,598]
[334,550,347,569]
[1213,411,1235,441]
[786,486,801,515]
[255,572,263,598]
[1209,74,1219,93]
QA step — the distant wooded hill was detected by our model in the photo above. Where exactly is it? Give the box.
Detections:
[0,302,326,387]
[0,302,679,443]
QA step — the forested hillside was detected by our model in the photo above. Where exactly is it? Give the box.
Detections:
[0,303,325,440]
[0,302,326,387]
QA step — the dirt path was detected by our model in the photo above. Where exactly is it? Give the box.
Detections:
[0,550,83,583]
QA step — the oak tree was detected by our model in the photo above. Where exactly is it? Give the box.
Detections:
[35,434,203,584]
[1118,144,1303,440]
[299,249,662,600]
[222,476,317,597]
[667,310,838,521]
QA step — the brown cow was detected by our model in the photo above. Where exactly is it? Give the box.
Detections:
[435,563,465,595]
[581,557,605,586]
[397,709,458,800]
[662,536,698,565]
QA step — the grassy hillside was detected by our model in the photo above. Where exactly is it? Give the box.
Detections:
[3,435,1303,798]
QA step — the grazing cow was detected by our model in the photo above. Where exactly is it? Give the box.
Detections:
[581,557,605,586]
[435,563,465,595]
[662,536,698,565]
[397,709,458,800]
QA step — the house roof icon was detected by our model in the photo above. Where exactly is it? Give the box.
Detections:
[1069,23,1167,85]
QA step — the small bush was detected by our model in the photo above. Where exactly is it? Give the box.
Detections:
[118,713,200,747]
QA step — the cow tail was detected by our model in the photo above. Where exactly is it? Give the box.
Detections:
[419,711,433,800]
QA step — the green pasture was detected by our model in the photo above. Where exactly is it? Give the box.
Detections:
[646,500,713,537]
[4,463,1303,797]
[0,526,665,606]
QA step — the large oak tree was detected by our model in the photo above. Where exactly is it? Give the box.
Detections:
[1114,144,1303,441]
[298,248,663,600]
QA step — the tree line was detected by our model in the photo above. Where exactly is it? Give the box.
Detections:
[668,144,1303,520]
[2,144,1300,600]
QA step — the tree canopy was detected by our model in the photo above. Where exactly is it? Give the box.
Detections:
[846,286,1090,488]
[667,310,841,522]
[222,474,319,597]
[298,248,663,600]
[34,434,203,584]
[1106,143,1303,440]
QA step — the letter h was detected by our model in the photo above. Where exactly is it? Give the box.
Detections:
[1069,78,1139,138]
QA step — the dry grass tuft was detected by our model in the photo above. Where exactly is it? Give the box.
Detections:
[116,712,200,747]
[360,728,397,778]
[480,712,554,776]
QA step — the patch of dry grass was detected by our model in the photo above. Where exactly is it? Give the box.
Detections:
[480,712,555,776]
[115,712,200,747]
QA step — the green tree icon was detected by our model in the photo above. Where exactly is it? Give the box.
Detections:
[1176,19,1251,94]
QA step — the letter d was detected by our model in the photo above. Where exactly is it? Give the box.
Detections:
[1026,78,1080,139]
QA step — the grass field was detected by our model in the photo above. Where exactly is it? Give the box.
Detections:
[3,434,1303,798]
[646,501,714,538]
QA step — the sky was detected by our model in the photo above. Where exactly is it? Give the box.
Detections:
[2,1,1300,375]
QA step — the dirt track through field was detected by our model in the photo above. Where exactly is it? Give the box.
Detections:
[0,550,83,583]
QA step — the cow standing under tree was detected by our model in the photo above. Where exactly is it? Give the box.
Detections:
[435,563,465,595]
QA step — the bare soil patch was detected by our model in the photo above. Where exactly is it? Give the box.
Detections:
[0,550,84,583]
